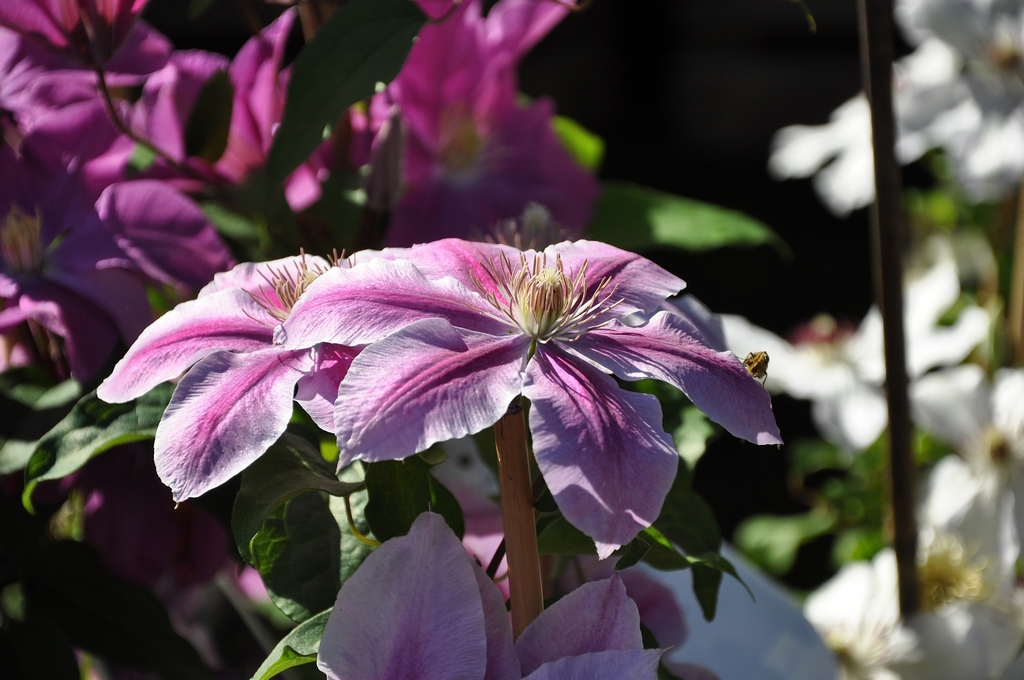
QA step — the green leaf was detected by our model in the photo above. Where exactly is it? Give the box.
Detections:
[200,201,263,246]
[188,0,218,19]
[0,439,36,475]
[735,510,836,576]
[363,456,463,542]
[552,115,604,171]
[251,492,344,623]
[23,541,211,680]
[233,433,363,564]
[614,536,649,570]
[251,608,331,680]
[638,526,691,571]
[266,0,426,183]
[673,406,714,468]
[184,70,234,162]
[536,516,595,556]
[22,385,174,511]
[128,142,157,173]
[586,182,789,255]
[0,368,81,409]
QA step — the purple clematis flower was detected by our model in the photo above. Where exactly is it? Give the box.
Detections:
[130,9,329,210]
[317,511,663,680]
[0,143,150,379]
[280,238,782,556]
[98,253,358,501]
[364,0,597,245]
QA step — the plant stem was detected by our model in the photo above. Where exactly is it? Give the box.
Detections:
[857,0,920,616]
[1010,177,1024,365]
[494,399,544,639]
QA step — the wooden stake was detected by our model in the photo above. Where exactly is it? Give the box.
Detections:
[494,400,544,639]
[857,0,920,616]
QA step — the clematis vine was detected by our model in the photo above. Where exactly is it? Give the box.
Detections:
[280,238,781,556]
[721,244,989,451]
[317,511,664,680]
[98,253,358,501]
[358,0,598,245]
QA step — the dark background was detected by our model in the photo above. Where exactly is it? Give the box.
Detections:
[144,0,885,590]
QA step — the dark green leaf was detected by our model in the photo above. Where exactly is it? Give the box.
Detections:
[233,433,362,565]
[0,609,80,680]
[188,0,218,19]
[552,115,604,171]
[250,608,331,680]
[266,0,426,183]
[363,457,463,541]
[734,511,836,575]
[184,70,234,162]
[0,368,80,409]
[536,516,595,556]
[22,385,174,511]
[614,536,649,570]
[638,526,691,571]
[587,182,789,255]
[251,492,343,623]
[23,541,211,680]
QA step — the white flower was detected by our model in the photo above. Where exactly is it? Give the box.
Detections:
[772,0,1024,213]
[721,246,989,451]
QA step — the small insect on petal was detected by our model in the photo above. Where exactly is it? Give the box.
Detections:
[743,351,769,386]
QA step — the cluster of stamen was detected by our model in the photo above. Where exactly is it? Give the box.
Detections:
[1,205,45,276]
[249,251,331,322]
[918,534,990,612]
[476,252,620,341]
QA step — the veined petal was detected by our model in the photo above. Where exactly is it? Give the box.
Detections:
[516,575,643,676]
[469,561,520,680]
[316,512,488,680]
[572,313,782,446]
[294,344,359,433]
[407,237,524,298]
[282,258,507,350]
[98,288,275,403]
[334,319,529,465]
[154,348,310,501]
[546,240,685,317]
[523,344,678,557]
[522,649,663,680]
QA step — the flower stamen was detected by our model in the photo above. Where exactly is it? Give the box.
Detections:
[249,250,331,323]
[1,205,45,276]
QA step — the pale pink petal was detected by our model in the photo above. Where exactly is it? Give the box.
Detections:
[546,241,685,318]
[154,348,311,501]
[333,319,529,465]
[523,344,679,557]
[294,343,358,433]
[98,288,276,403]
[469,560,520,680]
[316,513,488,680]
[197,254,331,298]
[516,575,643,676]
[619,570,689,649]
[281,258,508,350]
[571,312,783,446]
[522,649,663,680]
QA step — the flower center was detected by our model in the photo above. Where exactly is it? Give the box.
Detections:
[438,106,484,175]
[984,427,1012,466]
[918,534,990,612]
[251,253,331,323]
[478,252,619,341]
[1,205,44,276]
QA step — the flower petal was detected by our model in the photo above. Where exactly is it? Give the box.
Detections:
[469,559,520,680]
[154,348,310,501]
[334,318,529,465]
[547,240,685,317]
[522,649,663,680]
[294,343,358,433]
[516,575,643,676]
[316,512,488,680]
[572,313,782,446]
[281,258,507,350]
[98,287,276,403]
[910,364,989,447]
[523,344,678,557]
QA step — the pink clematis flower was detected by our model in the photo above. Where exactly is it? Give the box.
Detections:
[0,0,151,67]
[131,9,329,210]
[317,511,664,680]
[280,238,782,556]
[98,254,358,501]
[364,0,598,245]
